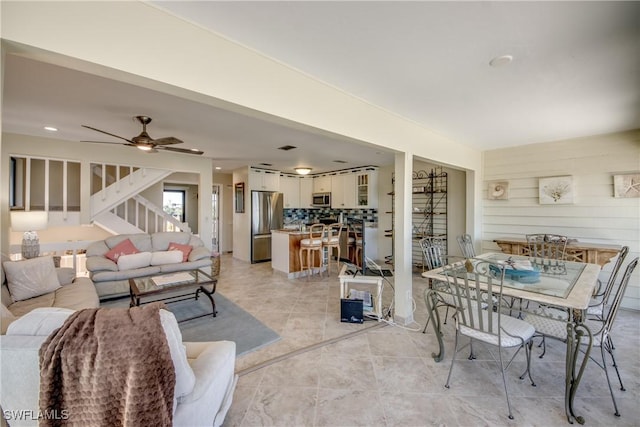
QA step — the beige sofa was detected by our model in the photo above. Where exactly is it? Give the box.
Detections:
[85,232,213,300]
[1,259,100,334]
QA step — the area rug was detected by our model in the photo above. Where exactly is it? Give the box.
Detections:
[101,293,280,357]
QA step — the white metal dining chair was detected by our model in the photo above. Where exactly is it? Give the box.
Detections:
[420,237,456,333]
[587,246,629,320]
[525,234,568,273]
[456,233,476,258]
[442,259,537,420]
[525,257,638,417]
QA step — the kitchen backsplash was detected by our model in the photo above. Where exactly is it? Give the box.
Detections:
[284,208,378,225]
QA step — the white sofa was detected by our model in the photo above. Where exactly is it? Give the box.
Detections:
[85,232,214,300]
[0,308,237,427]
[1,258,99,334]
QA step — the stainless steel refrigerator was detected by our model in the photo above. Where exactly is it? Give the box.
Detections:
[251,191,284,263]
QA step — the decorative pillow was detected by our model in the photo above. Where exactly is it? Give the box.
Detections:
[56,268,76,286]
[5,307,75,336]
[105,238,140,263]
[117,252,153,271]
[151,250,183,266]
[159,309,196,398]
[2,257,62,302]
[168,242,193,262]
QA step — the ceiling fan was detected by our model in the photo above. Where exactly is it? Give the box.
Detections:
[81,115,204,155]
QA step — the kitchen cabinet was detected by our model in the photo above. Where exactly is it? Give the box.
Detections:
[249,168,280,191]
[299,178,313,208]
[355,170,378,208]
[331,173,356,208]
[313,175,332,193]
[280,175,300,208]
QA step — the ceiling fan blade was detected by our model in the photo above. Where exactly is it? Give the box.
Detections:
[152,136,183,146]
[82,140,137,148]
[82,125,135,143]
[158,146,204,155]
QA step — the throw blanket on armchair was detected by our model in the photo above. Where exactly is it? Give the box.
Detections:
[39,302,175,427]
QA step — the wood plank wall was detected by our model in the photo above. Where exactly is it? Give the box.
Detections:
[482,130,640,311]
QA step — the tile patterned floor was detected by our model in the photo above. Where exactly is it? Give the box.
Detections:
[215,254,640,427]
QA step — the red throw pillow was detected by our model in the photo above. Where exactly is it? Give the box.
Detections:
[168,242,193,262]
[104,239,140,263]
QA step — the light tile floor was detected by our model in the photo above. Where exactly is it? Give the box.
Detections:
[215,254,640,427]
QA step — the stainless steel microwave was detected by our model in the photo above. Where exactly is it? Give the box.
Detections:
[312,192,331,207]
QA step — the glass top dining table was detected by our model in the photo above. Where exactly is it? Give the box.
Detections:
[421,252,601,424]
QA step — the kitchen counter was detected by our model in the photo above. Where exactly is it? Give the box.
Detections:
[271,230,324,278]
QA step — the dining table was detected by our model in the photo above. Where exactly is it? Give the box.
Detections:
[422,252,601,425]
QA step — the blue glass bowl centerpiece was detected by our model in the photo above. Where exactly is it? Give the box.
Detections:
[489,263,541,283]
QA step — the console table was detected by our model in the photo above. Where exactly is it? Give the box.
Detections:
[493,237,621,268]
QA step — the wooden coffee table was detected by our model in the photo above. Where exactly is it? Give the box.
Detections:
[129,269,217,322]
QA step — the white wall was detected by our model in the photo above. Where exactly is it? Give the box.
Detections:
[482,130,640,310]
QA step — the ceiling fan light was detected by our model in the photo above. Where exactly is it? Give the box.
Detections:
[137,144,154,151]
[295,167,312,175]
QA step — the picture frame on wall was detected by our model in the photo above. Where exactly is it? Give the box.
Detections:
[487,180,509,200]
[613,174,640,198]
[539,176,574,204]
[234,182,245,213]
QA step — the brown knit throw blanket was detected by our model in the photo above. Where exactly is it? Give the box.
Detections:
[39,302,175,427]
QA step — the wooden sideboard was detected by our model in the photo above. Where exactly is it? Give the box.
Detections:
[493,238,622,268]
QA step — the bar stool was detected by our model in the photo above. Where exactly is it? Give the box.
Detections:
[299,224,325,279]
[322,223,343,275]
[348,226,363,267]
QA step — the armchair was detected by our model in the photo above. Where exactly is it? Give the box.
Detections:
[0,308,237,427]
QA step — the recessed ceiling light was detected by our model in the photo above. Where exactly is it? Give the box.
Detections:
[215,167,222,170]
[489,55,513,67]
[44,126,58,132]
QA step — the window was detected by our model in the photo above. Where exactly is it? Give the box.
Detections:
[163,190,185,226]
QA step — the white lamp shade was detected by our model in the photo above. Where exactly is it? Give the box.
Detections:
[10,211,49,232]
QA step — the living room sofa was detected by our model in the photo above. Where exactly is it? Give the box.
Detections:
[1,258,99,334]
[85,232,213,300]
[0,307,237,427]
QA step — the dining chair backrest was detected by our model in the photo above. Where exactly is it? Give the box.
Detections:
[600,257,638,335]
[419,237,447,270]
[442,259,507,342]
[306,224,326,244]
[525,233,568,260]
[456,234,476,258]
[599,246,629,305]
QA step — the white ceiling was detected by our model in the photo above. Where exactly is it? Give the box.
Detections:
[3,1,639,173]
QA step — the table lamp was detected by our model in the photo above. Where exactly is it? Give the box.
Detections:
[10,211,48,259]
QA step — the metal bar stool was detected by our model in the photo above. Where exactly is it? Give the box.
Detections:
[299,224,325,279]
[322,223,343,276]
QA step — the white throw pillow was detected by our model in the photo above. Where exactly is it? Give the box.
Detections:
[159,309,196,398]
[2,257,61,302]
[117,252,153,270]
[6,307,75,336]
[151,250,183,266]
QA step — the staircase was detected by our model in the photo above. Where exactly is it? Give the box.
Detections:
[93,194,191,235]
[90,164,190,235]
[10,157,191,235]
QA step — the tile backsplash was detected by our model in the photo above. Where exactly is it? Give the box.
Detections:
[284,208,377,225]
